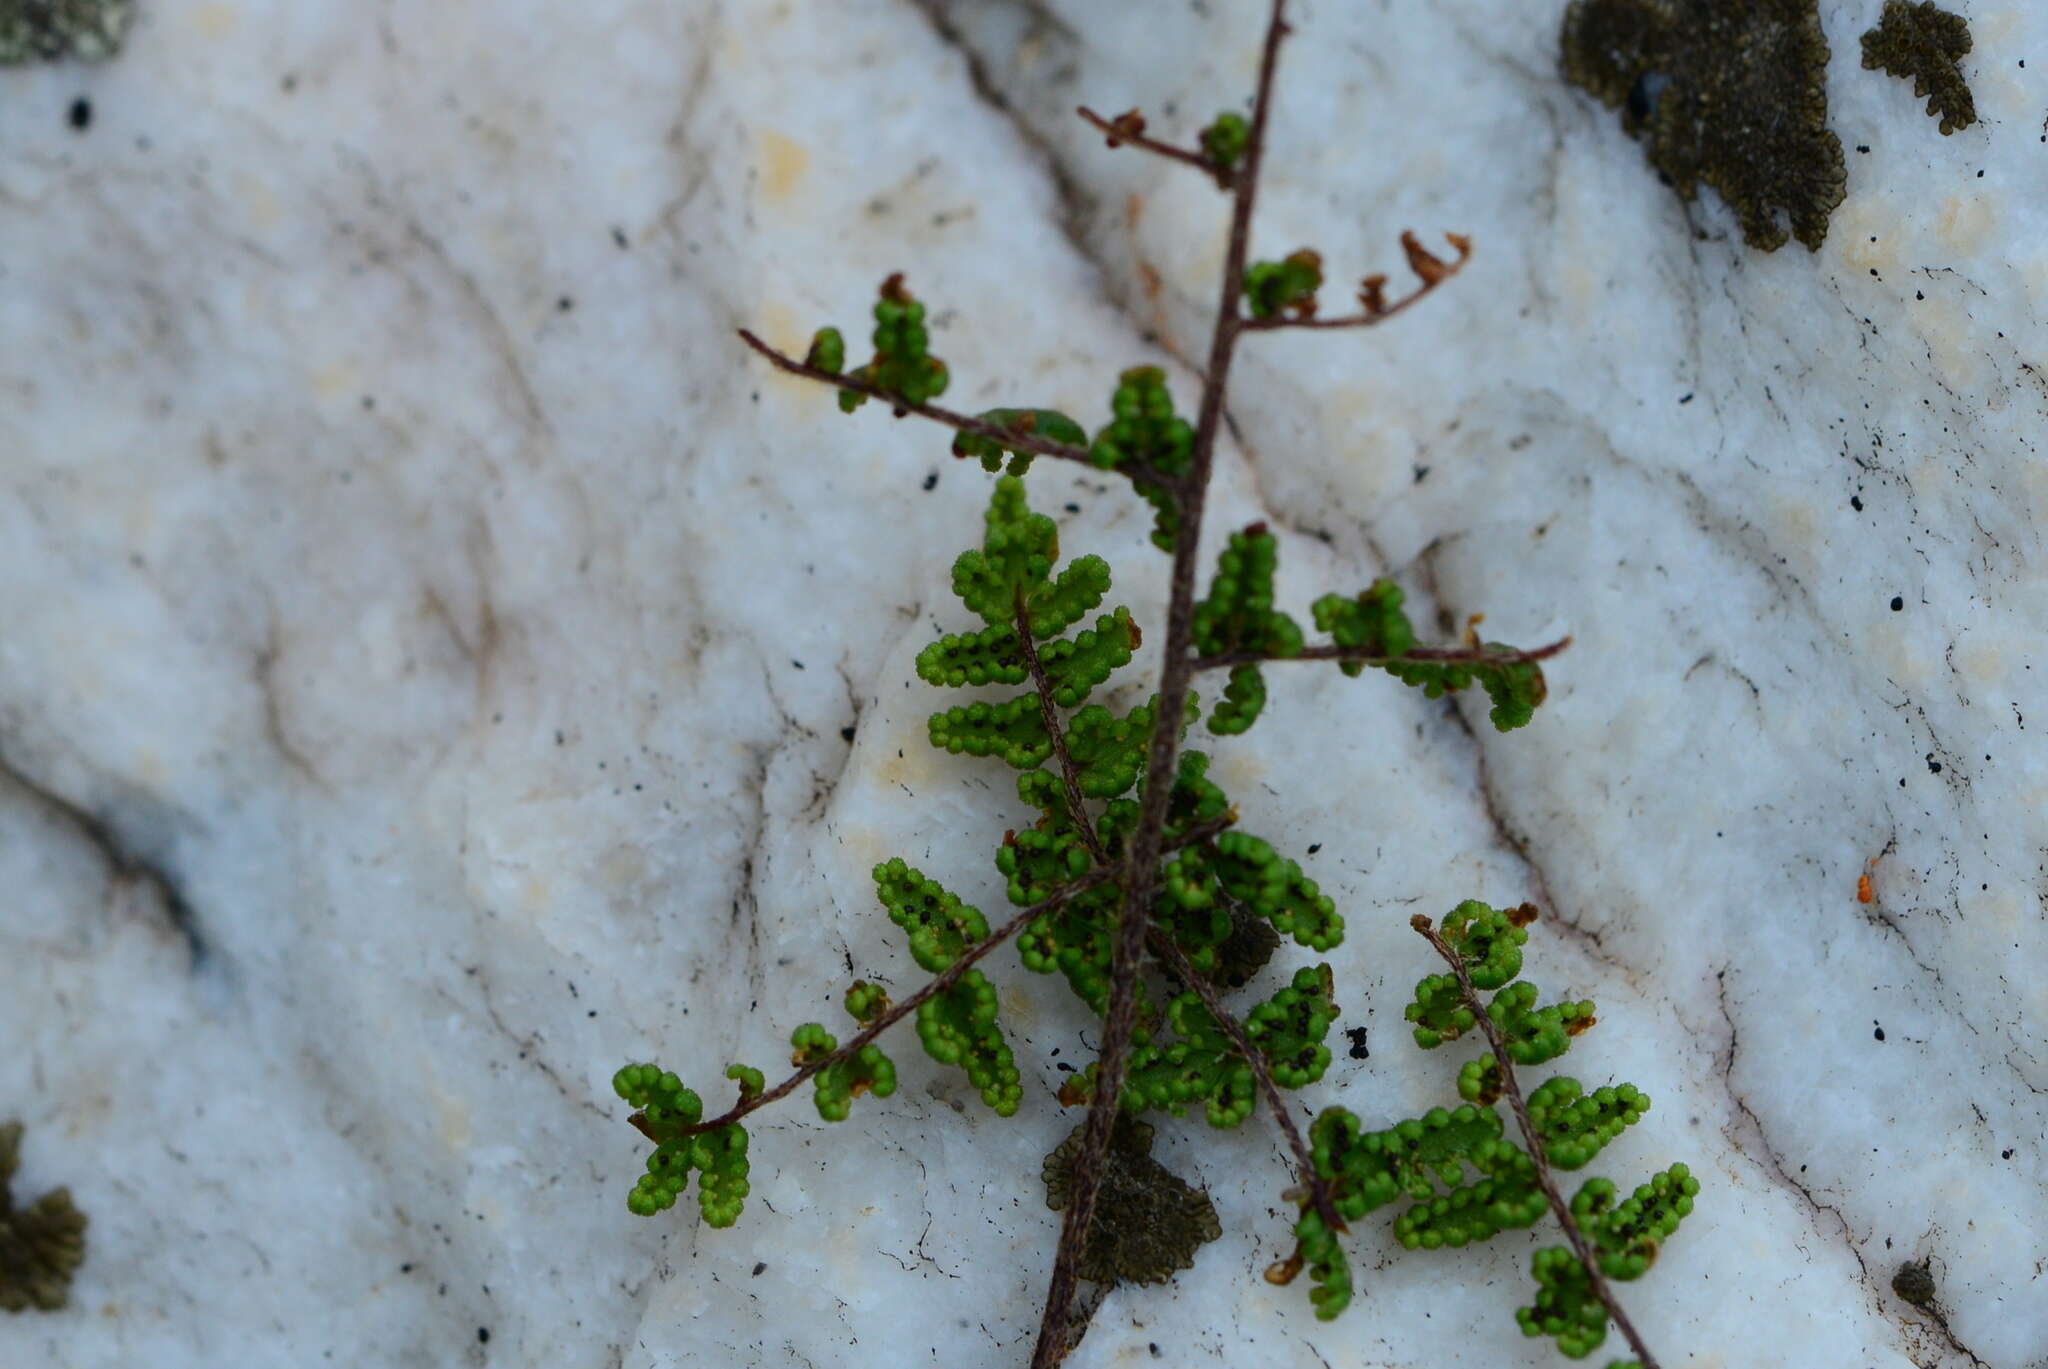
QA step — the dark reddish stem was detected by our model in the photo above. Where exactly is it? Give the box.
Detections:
[737,328,1097,467]
[631,818,1231,1143]
[1411,914,1661,1369]
[1016,604,1110,868]
[1075,106,1233,188]
[1142,930,1345,1238]
[1192,636,1572,673]
[1030,3,1295,1365]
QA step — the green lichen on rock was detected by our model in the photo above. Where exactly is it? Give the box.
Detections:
[1561,0,1848,251]
[1,1122,87,1313]
[1041,1115,1221,1286]
[0,0,132,63]
[1861,0,1976,135]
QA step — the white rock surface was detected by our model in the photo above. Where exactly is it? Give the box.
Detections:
[2,1,2043,1367]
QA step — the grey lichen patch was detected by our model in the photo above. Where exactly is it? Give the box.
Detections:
[1891,1258,1938,1309]
[1042,1115,1221,1287]
[1,1122,88,1313]
[0,0,133,64]
[1561,0,1848,251]
[1861,0,1976,135]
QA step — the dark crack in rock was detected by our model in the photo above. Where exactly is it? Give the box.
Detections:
[1041,1115,1220,1287]
[1561,0,1848,251]
[0,0,133,62]
[1861,0,1976,135]
[0,1123,88,1313]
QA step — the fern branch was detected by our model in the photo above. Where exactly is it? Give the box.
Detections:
[1240,230,1473,330]
[632,818,1230,1144]
[1016,600,1110,867]
[1076,106,1233,187]
[1144,930,1346,1239]
[736,328,1098,467]
[1032,3,1297,1364]
[1192,637,1572,672]
[1410,914,1662,1369]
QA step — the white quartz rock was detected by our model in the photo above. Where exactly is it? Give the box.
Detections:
[1,1,2042,1367]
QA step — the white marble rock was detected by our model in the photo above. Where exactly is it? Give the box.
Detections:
[2,1,2044,1366]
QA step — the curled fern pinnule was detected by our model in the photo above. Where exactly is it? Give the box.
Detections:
[841,273,949,412]
[1406,972,1475,1047]
[1090,367,1194,551]
[724,1063,766,1101]
[1392,1161,1548,1250]
[805,326,844,375]
[951,407,1088,475]
[1287,1207,1354,1319]
[1313,578,1414,674]
[1243,248,1324,320]
[1519,1245,1611,1358]
[1439,899,1531,989]
[1581,1164,1698,1279]
[614,1065,751,1224]
[872,859,989,973]
[1529,1077,1650,1171]
[917,969,1023,1116]
[792,1023,898,1122]
[927,693,1050,769]
[1210,830,1342,951]
[1488,981,1598,1065]
[843,980,892,1027]
[1245,964,1340,1089]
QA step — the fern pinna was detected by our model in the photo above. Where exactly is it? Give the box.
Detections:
[610,2,1692,1364]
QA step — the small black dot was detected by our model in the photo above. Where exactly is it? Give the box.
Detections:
[1873,1025,1885,1041]
[1890,595,1904,611]
[751,1261,767,1276]
[556,296,574,312]
[477,1327,491,1344]
[921,471,938,491]
[1856,144,1871,153]
[611,226,629,249]
[1306,843,1322,854]
[840,725,856,742]
[1850,495,1864,511]
[68,97,93,131]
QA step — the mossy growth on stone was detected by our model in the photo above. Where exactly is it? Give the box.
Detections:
[1560,0,1847,251]
[1891,1259,1938,1309]
[1041,1114,1221,1287]
[0,0,133,63]
[1861,0,1975,135]
[1,1122,87,1313]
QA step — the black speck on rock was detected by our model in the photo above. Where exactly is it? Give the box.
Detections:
[1561,0,1847,251]
[67,96,91,130]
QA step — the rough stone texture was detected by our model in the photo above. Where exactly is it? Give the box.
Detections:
[2,2,2044,1367]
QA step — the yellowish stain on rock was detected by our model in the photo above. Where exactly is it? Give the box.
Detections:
[755,128,810,204]
[1832,199,1898,275]
[1000,981,1037,1026]
[597,842,647,893]
[1934,193,1995,257]
[1912,293,1990,397]
[434,1081,472,1150]
[311,362,359,402]
[236,174,281,233]
[193,3,237,36]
